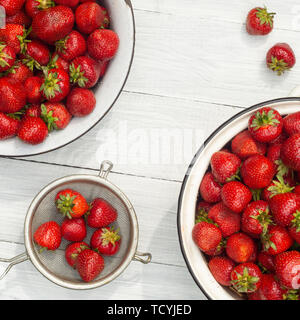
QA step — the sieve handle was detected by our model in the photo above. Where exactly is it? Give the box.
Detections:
[133,251,152,264]
[0,252,28,280]
[99,160,113,179]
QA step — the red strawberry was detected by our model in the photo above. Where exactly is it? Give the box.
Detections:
[69,55,100,88]
[40,68,70,102]
[269,192,300,227]
[267,43,296,75]
[18,116,48,144]
[269,131,288,145]
[33,221,61,251]
[24,104,41,118]
[86,198,118,228]
[257,274,285,300]
[241,155,275,189]
[241,200,273,237]
[25,0,55,18]
[248,291,262,300]
[283,111,300,136]
[66,87,96,117]
[281,133,300,171]
[24,76,43,104]
[87,29,119,61]
[288,225,300,244]
[274,251,300,289]
[248,107,283,143]
[90,227,121,256]
[0,43,16,72]
[48,53,70,73]
[76,249,104,282]
[0,78,27,113]
[41,102,71,131]
[231,263,262,293]
[0,0,25,16]
[23,40,50,67]
[32,5,75,44]
[0,113,20,140]
[0,24,29,54]
[210,150,241,184]
[262,225,293,255]
[196,201,213,214]
[231,130,267,159]
[61,217,86,242]
[246,7,275,36]
[54,0,79,7]
[6,60,33,83]
[199,172,222,203]
[192,221,222,252]
[221,181,252,213]
[55,189,89,219]
[6,10,31,27]
[208,256,235,286]
[257,251,275,273]
[65,241,89,268]
[262,176,294,202]
[75,2,105,34]
[55,30,86,62]
[226,232,255,263]
[295,185,300,195]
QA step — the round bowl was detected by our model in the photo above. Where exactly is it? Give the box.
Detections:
[177,97,300,300]
[1,0,135,157]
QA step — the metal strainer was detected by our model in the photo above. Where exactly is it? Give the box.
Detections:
[0,160,152,289]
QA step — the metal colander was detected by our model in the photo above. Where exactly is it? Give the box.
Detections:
[0,161,151,289]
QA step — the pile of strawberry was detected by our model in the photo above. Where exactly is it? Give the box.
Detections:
[0,0,119,144]
[193,108,300,300]
[33,188,121,282]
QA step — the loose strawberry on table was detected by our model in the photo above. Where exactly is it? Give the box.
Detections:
[246,7,275,36]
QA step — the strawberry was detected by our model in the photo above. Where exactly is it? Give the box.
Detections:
[54,0,79,7]
[41,102,71,131]
[257,251,275,273]
[55,30,86,62]
[87,29,119,61]
[196,201,213,215]
[22,40,50,68]
[281,133,300,171]
[25,0,55,18]
[24,104,41,118]
[33,221,61,251]
[6,60,33,83]
[90,227,121,256]
[24,76,43,104]
[65,241,89,268]
[248,107,283,143]
[208,256,235,286]
[283,111,300,136]
[0,113,20,140]
[76,249,104,282]
[0,43,16,73]
[295,185,300,196]
[0,78,27,113]
[262,176,294,202]
[32,5,75,44]
[267,43,296,75]
[288,225,300,244]
[269,131,288,146]
[199,172,222,203]
[210,150,241,184]
[55,189,89,219]
[6,10,31,27]
[0,24,30,54]
[18,116,48,144]
[274,251,300,289]
[241,155,275,189]
[61,217,86,242]
[226,233,255,263]
[0,0,25,16]
[86,198,118,228]
[262,225,293,255]
[248,291,262,300]
[192,221,222,252]
[257,274,285,300]
[69,55,100,88]
[246,7,275,36]
[221,181,252,213]
[231,263,262,293]
[40,68,70,102]
[66,87,96,117]
[231,130,266,159]
[75,2,106,34]
[47,53,70,73]
[241,200,273,237]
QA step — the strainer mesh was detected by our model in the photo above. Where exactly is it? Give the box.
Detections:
[30,179,132,284]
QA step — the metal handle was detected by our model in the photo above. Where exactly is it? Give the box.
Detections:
[0,252,28,280]
[98,160,113,180]
[133,251,152,264]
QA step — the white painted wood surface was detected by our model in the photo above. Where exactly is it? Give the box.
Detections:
[0,0,299,299]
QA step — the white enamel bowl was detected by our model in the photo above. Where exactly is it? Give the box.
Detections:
[177,97,300,300]
[0,0,135,157]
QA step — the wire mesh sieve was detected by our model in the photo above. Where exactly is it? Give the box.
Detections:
[0,161,151,290]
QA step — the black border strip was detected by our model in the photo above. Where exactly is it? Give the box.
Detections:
[1,0,136,158]
[177,96,300,300]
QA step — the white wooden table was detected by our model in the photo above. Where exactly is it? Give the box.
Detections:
[0,0,299,299]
